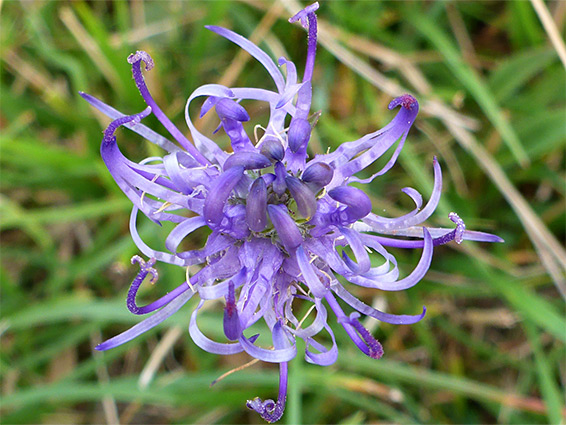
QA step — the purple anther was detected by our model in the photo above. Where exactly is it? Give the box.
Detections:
[268,204,303,251]
[285,175,317,220]
[302,162,333,191]
[260,138,285,162]
[247,178,268,232]
[215,98,250,122]
[288,118,312,153]
[328,186,372,221]
[273,161,287,195]
[103,107,152,146]
[223,280,240,340]
[203,166,245,225]
[223,151,272,171]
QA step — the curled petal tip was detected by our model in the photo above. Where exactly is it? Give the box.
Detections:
[127,50,154,71]
[448,212,466,244]
[289,2,320,25]
[388,94,418,111]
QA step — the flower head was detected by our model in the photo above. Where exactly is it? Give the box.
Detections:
[81,3,502,422]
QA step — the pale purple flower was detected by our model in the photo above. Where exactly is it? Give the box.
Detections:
[81,3,502,422]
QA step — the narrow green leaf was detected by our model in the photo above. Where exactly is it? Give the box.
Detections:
[408,11,529,166]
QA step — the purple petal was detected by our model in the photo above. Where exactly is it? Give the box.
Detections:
[223,280,241,341]
[127,51,209,165]
[239,333,296,363]
[273,161,287,195]
[363,157,442,232]
[185,84,234,165]
[304,323,338,366]
[339,227,370,274]
[247,361,288,423]
[165,216,206,253]
[344,228,433,291]
[296,245,327,298]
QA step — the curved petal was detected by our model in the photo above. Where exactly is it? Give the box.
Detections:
[95,288,194,351]
[206,26,285,93]
[304,323,338,366]
[339,227,370,275]
[130,206,195,267]
[331,281,426,324]
[189,301,244,355]
[239,334,297,363]
[165,216,206,253]
[363,158,442,232]
[345,228,433,290]
[296,245,327,298]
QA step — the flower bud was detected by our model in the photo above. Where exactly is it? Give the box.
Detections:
[259,137,285,162]
[328,185,372,221]
[268,204,303,251]
[288,118,311,152]
[215,98,250,122]
[285,175,317,220]
[223,280,240,341]
[273,161,287,195]
[246,178,268,232]
[223,151,271,171]
[203,166,245,225]
[302,162,333,191]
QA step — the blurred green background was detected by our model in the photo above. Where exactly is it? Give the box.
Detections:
[1,0,565,424]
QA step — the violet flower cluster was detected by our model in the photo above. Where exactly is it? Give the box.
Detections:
[82,3,502,422]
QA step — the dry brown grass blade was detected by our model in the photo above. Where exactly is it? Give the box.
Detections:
[59,7,122,93]
[531,0,566,69]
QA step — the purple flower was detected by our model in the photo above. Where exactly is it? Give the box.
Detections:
[81,3,502,422]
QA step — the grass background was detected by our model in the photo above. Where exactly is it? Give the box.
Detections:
[1,0,565,424]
